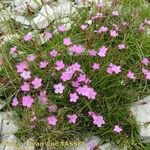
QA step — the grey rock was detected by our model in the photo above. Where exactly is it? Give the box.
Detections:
[0,111,18,137]
[131,96,150,143]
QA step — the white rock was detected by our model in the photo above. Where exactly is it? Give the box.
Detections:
[31,5,54,29]
[75,0,99,5]
[1,134,21,150]
[13,0,41,10]
[0,7,12,22]
[131,95,150,143]
[0,103,5,110]
[99,142,119,150]
[0,111,18,136]
[146,28,150,36]
[0,3,3,9]
[0,34,20,46]
[54,1,77,18]
[11,15,30,26]
[39,5,55,18]
[32,14,49,29]
[85,20,93,25]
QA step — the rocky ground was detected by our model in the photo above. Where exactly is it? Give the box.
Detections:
[0,0,150,150]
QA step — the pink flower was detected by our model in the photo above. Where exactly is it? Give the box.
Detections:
[55,60,65,70]
[48,104,57,112]
[98,46,108,57]
[142,68,149,75]
[142,57,149,65]
[69,92,79,102]
[77,74,91,84]
[47,115,57,126]
[88,111,96,116]
[58,25,66,32]
[96,2,103,8]
[145,71,150,80]
[106,63,121,74]
[22,95,34,108]
[69,44,85,54]
[127,71,136,80]
[91,13,103,20]
[144,18,150,25]
[92,115,105,127]
[114,125,123,133]
[44,31,53,39]
[112,11,119,16]
[76,85,97,100]
[32,77,42,89]
[10,46,17,54]
[24,33,32,41]
[142,68,150,80]
[63,38,72,46]
[60,70,74,82]
[60,63,81,82]
[87,141,97,150]
[27,54,36,62]
[49,50,58,58]
[21,82,30,92]
[39,61,49,69]
[72,81,80,88]
[92,63,100,70]
[20,71,31,80]
[16,61,28,73]
[12,97,19,107]
[118,44,126,50]
[80,24,88,30]
[67,114,77,124]
[110,30,118,37]
[53,82,65,94]
[88,49,97,56]
[71,62,81,72]
[98,26,108,33]
[38,91,48,104]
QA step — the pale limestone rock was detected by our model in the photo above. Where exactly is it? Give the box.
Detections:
[54,1,77,18]
[0,111,18,136]
[13,0,41,10]
[31,5,54,29]
[131,96,150,143]
[0,34,20,46]
[31,14,50,29]
[0,103,5,110]
[2,134,21,150]
[147,28,150,36]
[11,15,30,26]
[99,142,119,150]
[0,7,12,22]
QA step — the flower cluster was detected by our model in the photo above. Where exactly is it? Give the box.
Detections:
[8,1,150,139]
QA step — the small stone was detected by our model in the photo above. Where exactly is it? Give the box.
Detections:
[131,95,150,143]
[0,102,5,110]
[0,111,18,136]
[1,134,21,150]
[11,15,30,26]
[98,142,119,150]
[31,5,54,29]
[31,14,49,29]
[0,7,12,22]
